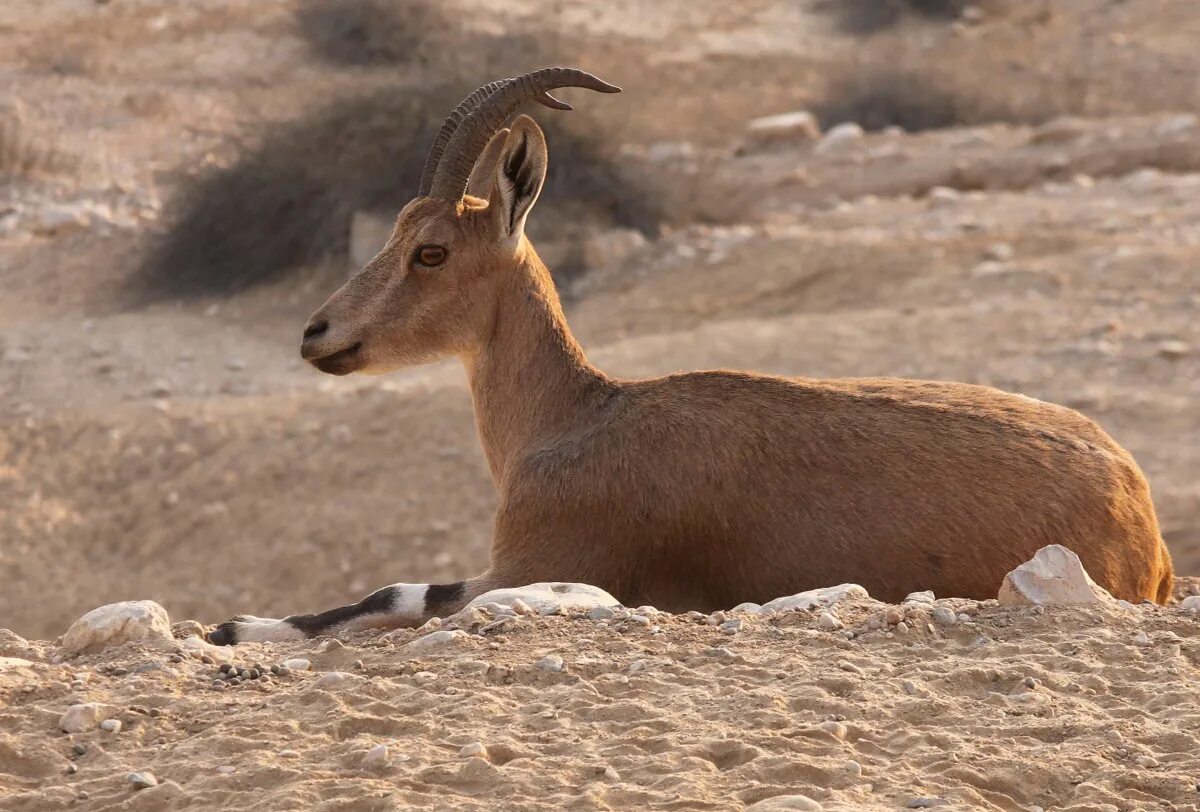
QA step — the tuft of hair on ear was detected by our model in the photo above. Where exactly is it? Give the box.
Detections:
[503,133,538,231]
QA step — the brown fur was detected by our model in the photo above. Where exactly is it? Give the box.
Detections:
[300,116,1173,617]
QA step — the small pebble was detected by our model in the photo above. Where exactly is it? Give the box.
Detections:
[210,680,227,691]
[1023,676,1038,689]
[72,743,87,757]
[537,654,565,673]
[838,660,862,674]
[217,765,235,775]
[65,763,78,775]
[706,611,726,626]
[413,671,438,686]
[932,606,957,626]
[588,606,614,620]
[1132,631,1152,647]
[460,741,488,760]
[282,658,311,672]
[127,771,158,790]
[601,765,621,781]
[820,720,847,740]
[362,744,390,768]
[1136,755,1159,769]
[817,612,843,631]
[846,760,862,777]
[280,749,300,759]
[720,619,742,635]
[168,654,183,664]
[219,663,234,675]
[99,719,122,733]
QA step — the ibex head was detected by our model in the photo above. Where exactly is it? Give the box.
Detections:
[300,68,621,375]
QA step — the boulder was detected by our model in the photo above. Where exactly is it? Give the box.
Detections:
[466,583,619,616]
[759,584,869,613]
[61,600,172,656]
[997,545,1113,607]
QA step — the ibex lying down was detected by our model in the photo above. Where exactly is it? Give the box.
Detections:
[209,68,1173,644]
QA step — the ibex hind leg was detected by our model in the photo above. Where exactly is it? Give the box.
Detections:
[207,579,485,645]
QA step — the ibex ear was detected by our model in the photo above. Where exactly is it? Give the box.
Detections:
[466,127,509,200]
[489,115,548,244]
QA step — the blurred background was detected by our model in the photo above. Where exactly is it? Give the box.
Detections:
[1,0,1197,639]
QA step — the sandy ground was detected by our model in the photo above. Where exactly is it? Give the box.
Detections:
[4,589,1200,812]
[2,0,1200,808]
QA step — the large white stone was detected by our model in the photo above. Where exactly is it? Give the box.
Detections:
[745,110,821,145]
[404,629,469,651]
[59,702,118,733]
[61,600,172,656]
[759,584,870,613]
[466,583,619,616]
[997,545,1113,607]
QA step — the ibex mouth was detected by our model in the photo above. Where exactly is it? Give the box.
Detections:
[310,342,363,376]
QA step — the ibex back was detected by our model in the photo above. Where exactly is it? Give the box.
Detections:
[209,68,1173,645]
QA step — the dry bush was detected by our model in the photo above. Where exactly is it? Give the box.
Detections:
[130,84,662,301]
[819,0,970,35]
[296,0,442,67]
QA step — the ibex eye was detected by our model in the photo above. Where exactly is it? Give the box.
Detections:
[415,245,447,267]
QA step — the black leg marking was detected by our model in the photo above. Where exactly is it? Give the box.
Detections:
[285,585,400,637]
[424,581,466,615]
[207,618,244,646]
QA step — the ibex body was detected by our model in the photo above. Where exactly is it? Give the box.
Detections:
[209,69,1172,645]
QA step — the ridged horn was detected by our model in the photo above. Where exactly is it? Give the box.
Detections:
[426,67,621,202]
[417,81,583,197]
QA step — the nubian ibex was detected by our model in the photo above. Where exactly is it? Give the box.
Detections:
[209,68,1173,644]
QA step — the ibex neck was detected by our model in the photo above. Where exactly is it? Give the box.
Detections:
[464,248,612,486]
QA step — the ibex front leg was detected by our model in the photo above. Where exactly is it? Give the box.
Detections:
[206,574,499,645]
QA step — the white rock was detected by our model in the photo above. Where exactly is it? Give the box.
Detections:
[745,110,821,145]
[817,612,843,631]
[59,703,115,733]
[1180,595,1200,612]
[99,718,122,733]
[997,545,1114,606]
[362,744,390,768]
[127,771,158,790]
[730,602,763,614]
[61,601,172,656]
[759,584,869,613]
[217,765,236,775]
[404,630,468,651]
[747,795,824,811]
[815,122,864,154]
[903,591,935,606]
[282,658,311,672]
[466,583,619,616]
[315,671,355,688]
[1132,631,1152,647]
[536,654,565,672]
[720,619,742,635]
[459,741,488,760]
[931,606,957,626]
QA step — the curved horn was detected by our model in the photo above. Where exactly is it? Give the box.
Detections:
[427,67,621,202]
[417,82,583,197]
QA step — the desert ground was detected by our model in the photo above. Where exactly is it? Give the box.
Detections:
[2,0,1199,809]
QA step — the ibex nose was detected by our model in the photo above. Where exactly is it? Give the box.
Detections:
[303,319,328,340]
